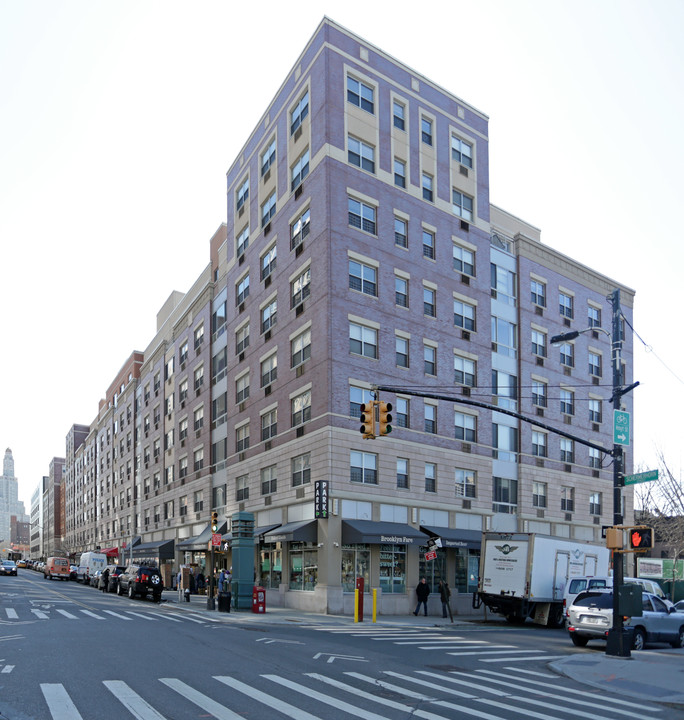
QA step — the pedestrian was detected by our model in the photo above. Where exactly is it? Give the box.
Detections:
[413,577,431,616]
[196,571,206,595]
[100,566,110,593]
[438,580,451,618]
[189,569,196,595]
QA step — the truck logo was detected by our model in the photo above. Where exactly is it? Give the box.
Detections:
[495,544,519,555]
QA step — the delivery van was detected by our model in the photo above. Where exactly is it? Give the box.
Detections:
[44,557,70,581]
[76,552,107,584]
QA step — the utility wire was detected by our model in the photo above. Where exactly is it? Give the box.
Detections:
[624,316,684,386]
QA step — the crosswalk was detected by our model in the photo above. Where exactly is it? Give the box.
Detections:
[38,666,665,720]
[3,605,220,625]
[300,625,567,663]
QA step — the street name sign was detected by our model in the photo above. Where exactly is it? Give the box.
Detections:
[624,469,659,486]
[613,409,630,446]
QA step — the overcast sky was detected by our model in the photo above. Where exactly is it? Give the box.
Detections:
[1,0,683,508]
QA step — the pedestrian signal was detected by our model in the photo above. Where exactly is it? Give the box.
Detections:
[629,527,653,550]
[378,401,393,435]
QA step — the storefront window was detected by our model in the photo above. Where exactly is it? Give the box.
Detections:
[379,544,406,594]
[454,547,480,592]
[289,542,317,591]
[418,546,447,587]
[260,545,282,589]
[341,544,370,592]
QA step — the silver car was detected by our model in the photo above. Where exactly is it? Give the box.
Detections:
[567,590,684,650]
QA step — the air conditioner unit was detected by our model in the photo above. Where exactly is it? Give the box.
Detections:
[238,302,245,313]
[296,426,304,438]
[536,407,544,417]
[294,126,302,142]
[461,442,471,453]
[295,243,304,257]
[238,206,244,218]
[239,254,245,265]
[296,303,304,316]
[239,402,245,412]
[536,357,544,366]
[461,330,470,341]
[565,512,572,521]
[264,223,271,236]
[460,274,470,285]
[460,220,469,231]
[264,330,271,341]
[536,509,545,518]
[264,276,271,288]
[564,415,572,425]
[296,365,304,377]
[263,169,271,183]
[462,499,471,510]
[462,386,471,397]
[239,352,245,362]
[592,423,600,432]
[564,464,572,472]
[264,495,272,506]
[294,184,303,200]
[563,367,572,376]
[264,385,271,396]
[563,318,571,327]
[592,377,599,385]
[535,306,544,316]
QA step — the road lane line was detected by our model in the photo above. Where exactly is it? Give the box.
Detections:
[41,683,84,720]
[104,680,166,720]
[159,677,255,720]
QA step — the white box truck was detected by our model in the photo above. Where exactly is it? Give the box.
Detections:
[76,552,107,584]
[474,532,610,627]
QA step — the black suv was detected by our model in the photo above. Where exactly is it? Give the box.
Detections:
[117,564,163,601]
[106,566,127,593]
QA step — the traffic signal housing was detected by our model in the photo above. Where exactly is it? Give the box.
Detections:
[628,526,653,550]
[211,511,219,532]
[359,401,376,439]
[378,401,393,436]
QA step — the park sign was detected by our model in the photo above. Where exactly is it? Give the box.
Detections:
[624,469,659,486]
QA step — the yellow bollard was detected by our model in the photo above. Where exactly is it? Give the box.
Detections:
[354,588,359,622]
[372,588,377,623]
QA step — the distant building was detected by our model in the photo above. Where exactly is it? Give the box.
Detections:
[0,449,29,546]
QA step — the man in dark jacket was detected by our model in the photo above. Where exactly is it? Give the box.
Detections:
[413,577,431,616]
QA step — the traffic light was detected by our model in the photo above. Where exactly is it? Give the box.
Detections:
[378,401,393,436]
[211,511,219,532]
[359,401,376,439]
[629,526,653,550]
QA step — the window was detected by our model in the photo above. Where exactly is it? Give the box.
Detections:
[560,438,574,463]
[348,136,375,173]
[589,492,602,516]
[179,341,188,366]
[236,226,249,257]
[194,490,204,512]
[394,158,406,188]
[589,398,602,423]
[395,276,408,308]
[261,245,277,280]
[423,286,436,317]
[236,274,250,306]
[421,116,433,145]
[291,328,311,368]
[348,197,376,235]
[164,428,174,450]
[236,424,250,453]
[179,418,188,442]
[560,342,574,368]
[532,431,547,458]
[261,298,277,334]
[394,217,407,248]
[491,264,516,305]
[291,267,310,308]
[533,482,547,508]
[261,353,277,388]
[349,260,377,296]
[236,474,249,502]
[422,173,433,202]
[291,390,311,427]
[454,412,476,442]
[261,192,276,227]
[493,476,518,513]
[235,323,250,354]
[350,322,377,359]
[396,397,409,428]
[422,229,435,259]
[453,244,475,276]
[212,301,227,338]
[261,408,277,441]
[292,453,311,487]
[589,352,602,377]
[395,336,409,368]
[493,423,517,461]
[392,100,405,130]
[454,355,476,387]
[193,366,204,392]
[290,149,310,190]
[236,374,250,404]
[492,369,517,409]
[531,280,546,307]
[454,299,476,331]
[350,385,373,418]
[165,357,174,380]
[452,189,473,221]
[396,458,409,489]
[424,345,436,376]
[455,469,476,498]
[347,76,374,113]
[559,292,574,319]
[491,317,517,357]
[261,465,277,495]
[560,388,574,415]
[451,135,473,168]
[193,406,204,432]
[588,305,601,328]
[164,500,174,520]
[213,393,227,426]
[261,138,276,176]
[589,447,602,469]
[193,447,204,472]
[236,177,249,211]
[561,486,574,512]
[350,450,377,484]
[532,380,547,408]
[290,90,309,134]
[291,208,310,249]
[531,330,547,358]
[179,496,188,518]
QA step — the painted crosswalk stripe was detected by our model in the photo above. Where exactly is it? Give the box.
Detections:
[0,634,23,642]
[476,695,616,720]
[215,675,324,720]
[159,677,258,720]
[102,610,132,620]
[345,671,437,701]
[506,667,557,678]
[79,610,106,620]
[104,680,166,720]
[480,655,566,663]
[31,609,49,619]
[41,683,84,720]
[4,608,18,619]
[395,638,490,645]
[447,649,537,656]
[56,609,79,619]
[147,612,182,622]
[381,670,475,700]
[125,611,158,621]
[1,665,14,673]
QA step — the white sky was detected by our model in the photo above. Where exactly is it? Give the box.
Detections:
[1,0,683,508]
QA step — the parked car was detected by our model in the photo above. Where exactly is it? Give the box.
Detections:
[567,590,684,650]
[44,557,70,581]
[675,600,684,613]
[117,565,163,601]
[89,570,102,587]
[1,560,18,576]
[16,560,26,568]
[106,566,127,593]
[69,565,79,581]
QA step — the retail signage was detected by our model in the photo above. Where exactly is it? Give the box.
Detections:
[315,480,329,519]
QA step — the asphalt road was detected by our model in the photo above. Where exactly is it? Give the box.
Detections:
[1,571,681,719]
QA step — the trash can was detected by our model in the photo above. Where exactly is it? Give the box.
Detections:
[218,592,231,613]
[252,586,266,613]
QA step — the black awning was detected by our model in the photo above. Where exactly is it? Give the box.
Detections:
[177,521,227,551]
[420,525,482,550]
[263,520,317,543]
[221,523,281,543]
[341,520,428,545]
[131,539,175,561]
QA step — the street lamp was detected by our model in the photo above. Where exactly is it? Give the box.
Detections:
[552,288,635,658]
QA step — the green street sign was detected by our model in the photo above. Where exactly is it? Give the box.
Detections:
[624,469,659,486]
[613,409,630,446]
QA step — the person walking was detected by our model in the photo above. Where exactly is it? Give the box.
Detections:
[100,566,110,593]
[413,577,431,616]
[438,580,451,618]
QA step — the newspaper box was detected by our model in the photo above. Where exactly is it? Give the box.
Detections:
[252,586,266,613]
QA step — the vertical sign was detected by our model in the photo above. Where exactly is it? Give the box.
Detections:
[613,409,630,446]
[314,480,329,519]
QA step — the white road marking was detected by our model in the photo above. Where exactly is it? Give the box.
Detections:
[31,609,50,619]
[79,610,105,620]
[104,680,167,720]
[101,610,132,620]
[56,609,78,619]
[479,655,567,663]
[4,608,18,619]
[41,683,84,720]
[160,677,266,720]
